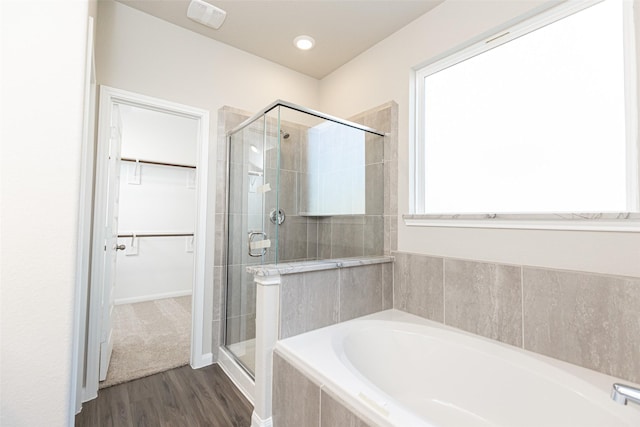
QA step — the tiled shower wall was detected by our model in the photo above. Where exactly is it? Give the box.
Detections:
[349,102,398,256]
[212,102,398,359]
[265,102,399,263]
[261,118,386,263]
[393,251,640,383]
[212,106,251,358]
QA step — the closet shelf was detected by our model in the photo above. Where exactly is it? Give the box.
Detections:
[118,233,194,238]
[121,157,196,169]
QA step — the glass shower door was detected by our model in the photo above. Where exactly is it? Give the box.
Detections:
[225,114,276,376]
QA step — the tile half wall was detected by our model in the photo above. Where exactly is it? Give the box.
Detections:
[392,251,640,383]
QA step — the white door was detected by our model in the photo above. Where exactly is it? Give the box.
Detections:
[99,103,123,380]
[84,87,210,402]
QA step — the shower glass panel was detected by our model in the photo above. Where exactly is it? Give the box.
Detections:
[225,112,277,376]
[224,102,384,377]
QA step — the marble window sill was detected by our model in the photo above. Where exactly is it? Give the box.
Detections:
[403,212,640,232]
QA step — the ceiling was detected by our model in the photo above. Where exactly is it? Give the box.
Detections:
[114,0,444,79]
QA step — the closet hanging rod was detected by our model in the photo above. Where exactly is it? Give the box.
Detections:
[121,157,196,169]
[118,233,194,238]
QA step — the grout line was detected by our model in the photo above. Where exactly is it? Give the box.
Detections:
[380,263,384,310]
[318,384,323,427]
[391,261,395,309]
[442,258,446,324]
[329,219,333,259]
[338,269,342,322]
[521,266,525,349]
[362,215,365,256]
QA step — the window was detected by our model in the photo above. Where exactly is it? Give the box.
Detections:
[413,0,637,220]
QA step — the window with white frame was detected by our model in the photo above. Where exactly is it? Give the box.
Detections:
[414,0,637,216]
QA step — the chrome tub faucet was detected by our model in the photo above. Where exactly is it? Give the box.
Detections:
[611,383,640,406]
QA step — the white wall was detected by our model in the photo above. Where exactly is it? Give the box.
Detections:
[115,235,194,303]
[119,103,199,165]
[118,164,196,232]
[96,0,320,123]
[116,163,196,303]
[1,1,91,426]
[319,0,640,278]
[115,104,197,303]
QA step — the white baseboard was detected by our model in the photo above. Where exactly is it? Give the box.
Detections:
[251,412,273,427]
[191,352,213,369]
[115,290,192,305]
[218,347,255,405]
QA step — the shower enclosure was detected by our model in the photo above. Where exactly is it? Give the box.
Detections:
[224,100,385,377]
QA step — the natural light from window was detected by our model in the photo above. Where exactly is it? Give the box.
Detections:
[420,0,630,214]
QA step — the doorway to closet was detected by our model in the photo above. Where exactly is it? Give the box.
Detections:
[101,102,198,387]
[84,87,210,399]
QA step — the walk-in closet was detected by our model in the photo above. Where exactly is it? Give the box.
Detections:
[100,103,198,387]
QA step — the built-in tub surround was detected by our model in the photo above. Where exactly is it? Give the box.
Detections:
[393,251,640,384]
[249,256,394,427]
[247,256,394,338]
[273,310,640,427]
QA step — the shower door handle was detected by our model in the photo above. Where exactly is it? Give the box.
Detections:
[248,231,269,257]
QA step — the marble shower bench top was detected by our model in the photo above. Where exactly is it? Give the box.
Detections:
[246,256,394,277]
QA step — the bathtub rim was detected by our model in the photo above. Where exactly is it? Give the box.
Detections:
[274,309,640,427]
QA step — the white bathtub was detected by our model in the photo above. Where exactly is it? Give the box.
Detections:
[274,310,640,427]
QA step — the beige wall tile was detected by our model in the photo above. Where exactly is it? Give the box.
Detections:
[444,259,522,346]
[213,213,226,267]
[363,215,384,257]
[317,220,332,259]
[279,132,300,172]
[340,264,383,321]
[279,270,340,339]
[212,265,224,321]
[331,217,365,258]
[306,218,319,259]
[273,352,320,427]
[523,267,640,383]
[382,262,393,310]
[211,319,221,360]
[365,163,384,215]
[215,159,227,214]
[225,313,255,346]
[227,264,255,317]
[389,215,397,252]
[227,162,245,215]
[226,213,243,266]
[278,215,308,262]
[364,133,384,166]
[393,252,444,322]
[320,389,371,427]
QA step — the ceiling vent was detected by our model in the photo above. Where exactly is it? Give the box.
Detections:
[187,0,227,30]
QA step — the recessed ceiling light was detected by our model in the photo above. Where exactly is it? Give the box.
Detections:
[294,35,315,51]
[250,144,259,153]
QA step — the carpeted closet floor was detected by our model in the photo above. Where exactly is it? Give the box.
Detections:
[100,296,191,388]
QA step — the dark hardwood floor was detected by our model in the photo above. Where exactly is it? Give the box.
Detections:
[75,364,253,427]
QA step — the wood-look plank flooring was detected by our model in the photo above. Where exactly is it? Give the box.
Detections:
[76,364,253,427]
